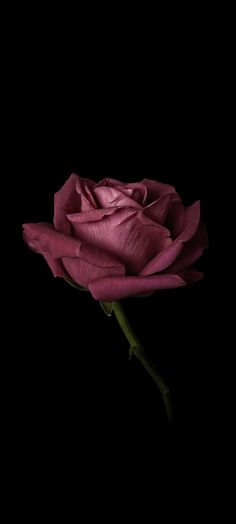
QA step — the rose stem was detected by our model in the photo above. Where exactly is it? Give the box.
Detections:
[112,300,173,424]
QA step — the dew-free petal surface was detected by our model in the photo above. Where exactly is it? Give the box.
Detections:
[67,207,171,273]
[88,273,187,301]
[54,174,96,234]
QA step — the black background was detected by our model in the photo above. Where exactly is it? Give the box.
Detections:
[14,132,215,466]
[10,17,226,489]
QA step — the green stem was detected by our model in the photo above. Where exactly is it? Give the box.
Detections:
[112,301,173,424]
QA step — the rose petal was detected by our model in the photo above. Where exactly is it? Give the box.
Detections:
[140,240,183,275]
[23,223,83,258]
[116,182,147,205]
[62,256,125,288]
[142,178,181,204]
[95,177,123,188]
[95,179,147,205]
[23,229,41,254]
[166,223,208,274]
[88,274,187,301]
[179,201,201,242]
[179,267,204,284]
[166,201,185,238]
[23,222,125,281]
[94,186,141,210]
[67,207,171,274]
[141,194,171,225]
[79,244,125,273]
[54,174,95,234]
[67,207,117,224]
[140,201,202,275]
[76,178,98,211]
[23,228,67,278]
[43,254,68,278]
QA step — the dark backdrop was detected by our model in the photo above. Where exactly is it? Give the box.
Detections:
[14,119,216,467]
[11,23,223,480]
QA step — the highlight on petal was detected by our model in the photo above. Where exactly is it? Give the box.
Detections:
[67,207,171,274]
[116,182,147,205]
[88,274,187,302]
[67,207,116,224]
[93,186,141,209]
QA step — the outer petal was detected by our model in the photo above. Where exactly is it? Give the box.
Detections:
[61,256,124,288]
[140,241,183,275]
[141,194,172,225]
[43,254,68,278]
[179,201,201,242]
[179,268,204,284]
[23,224,69,278]
[166,223,208,274]
[88,274,187,301]
[22,222,125,281]
[140,201,201,276]
[166,196,200,242]
[23,222,84,258]
[166,201,185,238]
[142,178,181,204]
[54,174,96,235]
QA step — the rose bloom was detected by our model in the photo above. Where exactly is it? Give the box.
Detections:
[23,175,208,301]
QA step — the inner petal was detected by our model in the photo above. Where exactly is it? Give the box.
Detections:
[93,186,141,210]
[67,207,171,274]
[116,182,147,205]
[94,179,147,206]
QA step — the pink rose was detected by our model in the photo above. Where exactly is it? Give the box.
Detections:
[23,175,208,301]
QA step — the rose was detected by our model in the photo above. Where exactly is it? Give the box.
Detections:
[23,174,208,422]
[23,174,208,302]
